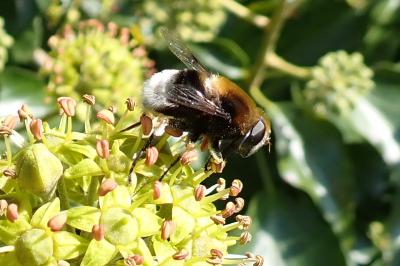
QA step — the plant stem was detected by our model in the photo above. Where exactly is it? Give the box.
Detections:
[246,0,306,193]
[84,105,92,133]
[87,176,99,206]
[219,0,270,28]
[255,151,275,196]
[266,52,311,79]
[248,0,287,91]
[247,0,308,104]
[57,176,70,210]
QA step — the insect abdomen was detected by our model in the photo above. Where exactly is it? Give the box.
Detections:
[142,69,179,112]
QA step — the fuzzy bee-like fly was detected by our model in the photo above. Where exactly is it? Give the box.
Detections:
[142,28,271,164]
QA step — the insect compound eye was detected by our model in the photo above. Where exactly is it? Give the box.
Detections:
[237,119,266,158]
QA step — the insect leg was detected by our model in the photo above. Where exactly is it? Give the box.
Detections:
[120,121,141,132]
[159,156,181,181]
[128,134,154,183]
[205,139,234,171]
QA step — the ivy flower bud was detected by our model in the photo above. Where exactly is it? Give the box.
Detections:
[132,46,147,58]
[30,119,43,140]
[97,109,115,124]
[16,143,63,198]
[255,255,264,266]
[107,22,118,37]
[57,97,77,116]
[0,125,12,136]
[92,224,105,241]
[180,149,198,165]
[3,115,18,131]
[18,104,33,121]
[82,94,96,105]
[210,159,226,173]
[194,185,206,201]
[173,249,189,260]
[239,231,252,245]
[304,50,374,116]
[153,180,162,200]
[230,179,243,196]
[161,220,176,240]
[145,146,158,166]
[98,178,118,196]
[6,203,18,222]
[221,202,236,218]
[234,197,245,213]
[210,215,225,225]
[206,257,223,265]
[125,98,135,111]
[217,178,226,191]
[107,106,117,114]
[245,252,255,259]
[0,115,18,136]
[48,212,67,231]
[140,115,153,136]
[210,249,223,259]
[125,254,144,265]
[96,139,110,159]
[119,27,130,45]
[138,0,226,43]
[3,168,16,178]
[236,215,252,230]
[0,199,8,216]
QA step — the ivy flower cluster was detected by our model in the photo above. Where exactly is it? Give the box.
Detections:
[138,0,226,43]
[304,50,375,116]
[38,19,155,115]
[0,96,263,265]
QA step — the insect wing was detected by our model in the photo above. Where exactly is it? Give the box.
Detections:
[165,84,231,121]
[160,27,209,73]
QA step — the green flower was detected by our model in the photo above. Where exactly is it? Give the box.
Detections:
[15,143,63,200]
[39,20,154,115]
[304,50,374,116]
[137,0,227,43]
[0,198,88,266]
[0,97,263,265]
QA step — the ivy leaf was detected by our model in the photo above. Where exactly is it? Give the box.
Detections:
[269,102,355,254]
[0,67,46,117]
[241,190,346,266]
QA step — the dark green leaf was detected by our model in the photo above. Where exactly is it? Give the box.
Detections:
[0,66,46,117]
[10,16,43,64]
[268,102,356,256]
[236,190,346,266]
